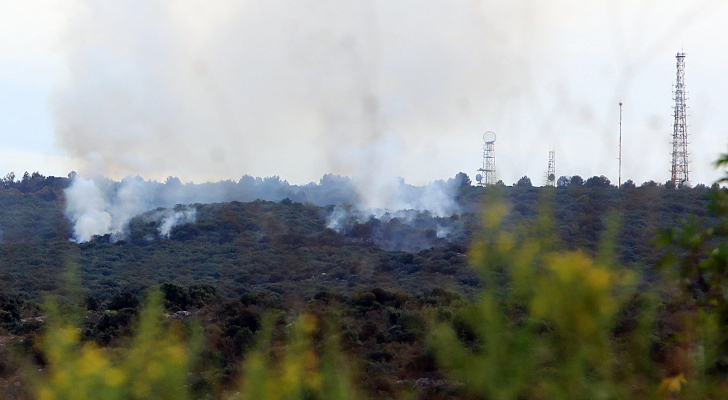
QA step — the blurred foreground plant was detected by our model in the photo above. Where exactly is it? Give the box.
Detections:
[656,153,728,394]
[36,291,200,400]
[35,293,358,400]
[430,189,647,400]
[237,313,358,400]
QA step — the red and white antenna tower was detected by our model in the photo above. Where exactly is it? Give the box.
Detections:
[671,52,690,186]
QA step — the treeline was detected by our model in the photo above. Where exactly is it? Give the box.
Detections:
[0,171,358,206]
[457,175,715,266]
[0,171,69,201]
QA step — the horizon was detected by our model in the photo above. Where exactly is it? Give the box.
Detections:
[3,169,720,189]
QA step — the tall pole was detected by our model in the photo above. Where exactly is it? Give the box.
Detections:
[619,102,622,188]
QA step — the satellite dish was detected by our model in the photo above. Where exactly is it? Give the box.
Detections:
[476,174,482,182]
[483,131,496,143]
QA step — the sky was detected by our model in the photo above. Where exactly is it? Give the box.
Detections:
[1,0,728,187]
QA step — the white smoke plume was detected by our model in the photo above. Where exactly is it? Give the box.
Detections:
[154,207,197,238]
[63,171,460,243]
[436,226,451,239]
[52,0,565,190]
[324,174,461,233]
[64,176,155,242]
[65,181,196,241]
[55,0,545,236]
[64,175,228,242]
[64,176,112,242]
[325,205,354,232]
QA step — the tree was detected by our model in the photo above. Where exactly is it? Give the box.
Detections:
[2,171,15,188]
[515,176,532,187]
[570,175,584,186]
[584,175,611,188]
[108,292,140,311]
[160,282,190,311]
[454,172,471,187]
[18,171,46,193]
[556,176,571,187]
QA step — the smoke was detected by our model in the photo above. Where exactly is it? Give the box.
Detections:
[326,205,353,232]
[64,177,196,242]
[64,177,112,242]
[436,226,450,239]
[152,207,197,237]
[52,0,563,188]
[53,0,563,240]
[64,176,156,242]
[63,171,460,243]
[324,174,461,240]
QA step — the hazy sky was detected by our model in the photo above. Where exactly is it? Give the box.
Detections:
[1,0,728,187]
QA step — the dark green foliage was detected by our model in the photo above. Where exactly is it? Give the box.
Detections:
[0,193,71,243]
[93,309,136,342]
[515,176,532,187]
[313,290,345,304]
[584,175,613,188]
[161,282,190,311]
[188,283,218,308]
[108,292,140,311]
[0,295,21,325]
[83,295,99,311]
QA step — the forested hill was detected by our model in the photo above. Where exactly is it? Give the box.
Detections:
[0,172,717,302]
[0,172,721,399]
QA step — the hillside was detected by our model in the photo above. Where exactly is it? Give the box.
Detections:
[0,173,721,399]
[0,174,715,303]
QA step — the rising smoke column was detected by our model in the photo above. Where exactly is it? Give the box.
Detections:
[52,0,560,186]
[64,176,113,242]
[54,0,567,234]
[153,207,197,237]
[64,175,161,242]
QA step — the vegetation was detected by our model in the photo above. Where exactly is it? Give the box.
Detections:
[0,167,726,399]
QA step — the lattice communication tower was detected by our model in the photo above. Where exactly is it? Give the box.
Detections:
[671,52,690,186]
[546,150,556,187]
[476,131,496,186]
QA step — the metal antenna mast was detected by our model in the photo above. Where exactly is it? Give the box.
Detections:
[476,131,496,186]
[619,102,622,188]
[671,52,690,186]
[546,150,556,187]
